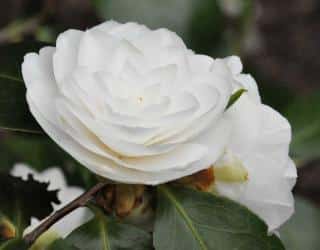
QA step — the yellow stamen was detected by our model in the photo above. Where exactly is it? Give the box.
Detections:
[214,164,248,183]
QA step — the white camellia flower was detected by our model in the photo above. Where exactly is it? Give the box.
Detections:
[10,163,91,240]
[22,21,234,185]
[210,56,297,232]
[21,20,296,233]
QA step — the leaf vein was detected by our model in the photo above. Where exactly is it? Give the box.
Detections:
[160,186,208,250]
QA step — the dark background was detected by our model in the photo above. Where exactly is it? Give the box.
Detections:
[0,1,319,249]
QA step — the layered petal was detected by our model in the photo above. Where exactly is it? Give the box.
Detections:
[212,57,296,231]
[22,21,233,185]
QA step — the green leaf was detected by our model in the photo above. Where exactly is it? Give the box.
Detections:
[29,231,60,250]
[48,239,79,250]
[0,174,60,239]
[63,208,152,250]
[226,88,247,109]
[0,76,42,133]
[285,92,320,163]
[0,238,29,250]
[280,196,320,250]
[154,185,284,250]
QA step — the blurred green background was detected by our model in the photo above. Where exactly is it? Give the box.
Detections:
[0,0,319,249]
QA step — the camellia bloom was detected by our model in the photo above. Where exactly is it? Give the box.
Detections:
[22,21,234,185]
[10,164,91,240]
[209,57,297,232]
[21,20,297,232]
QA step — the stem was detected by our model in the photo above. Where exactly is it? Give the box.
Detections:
[24,181,107,247]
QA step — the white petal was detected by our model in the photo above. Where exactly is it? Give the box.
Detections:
[91,20,121,33]
[225,56,243,75]
[56,98,213,173]
[108,22,149,40]
[188,54,214,73]
[215,95,296,231]
[77,29,117,73]
[10,163,38,180]
[53,29,83,83]
[22,22,235,185]
[235,74,261,103]
[22,47,59,127]
[40,168,67,191]
[22,47,55,87]
[51,186,92,238]
[11,164,92,238]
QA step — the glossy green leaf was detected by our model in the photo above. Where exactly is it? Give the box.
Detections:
[226,88,247,109]
[0,238,29,250]
[48,239,79,250]
[280,196,320,250]
[154,185,284,250]
[285,92,320,163]
[0,174,59,239]
[29,231,60,250]
[63,208,152,250]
